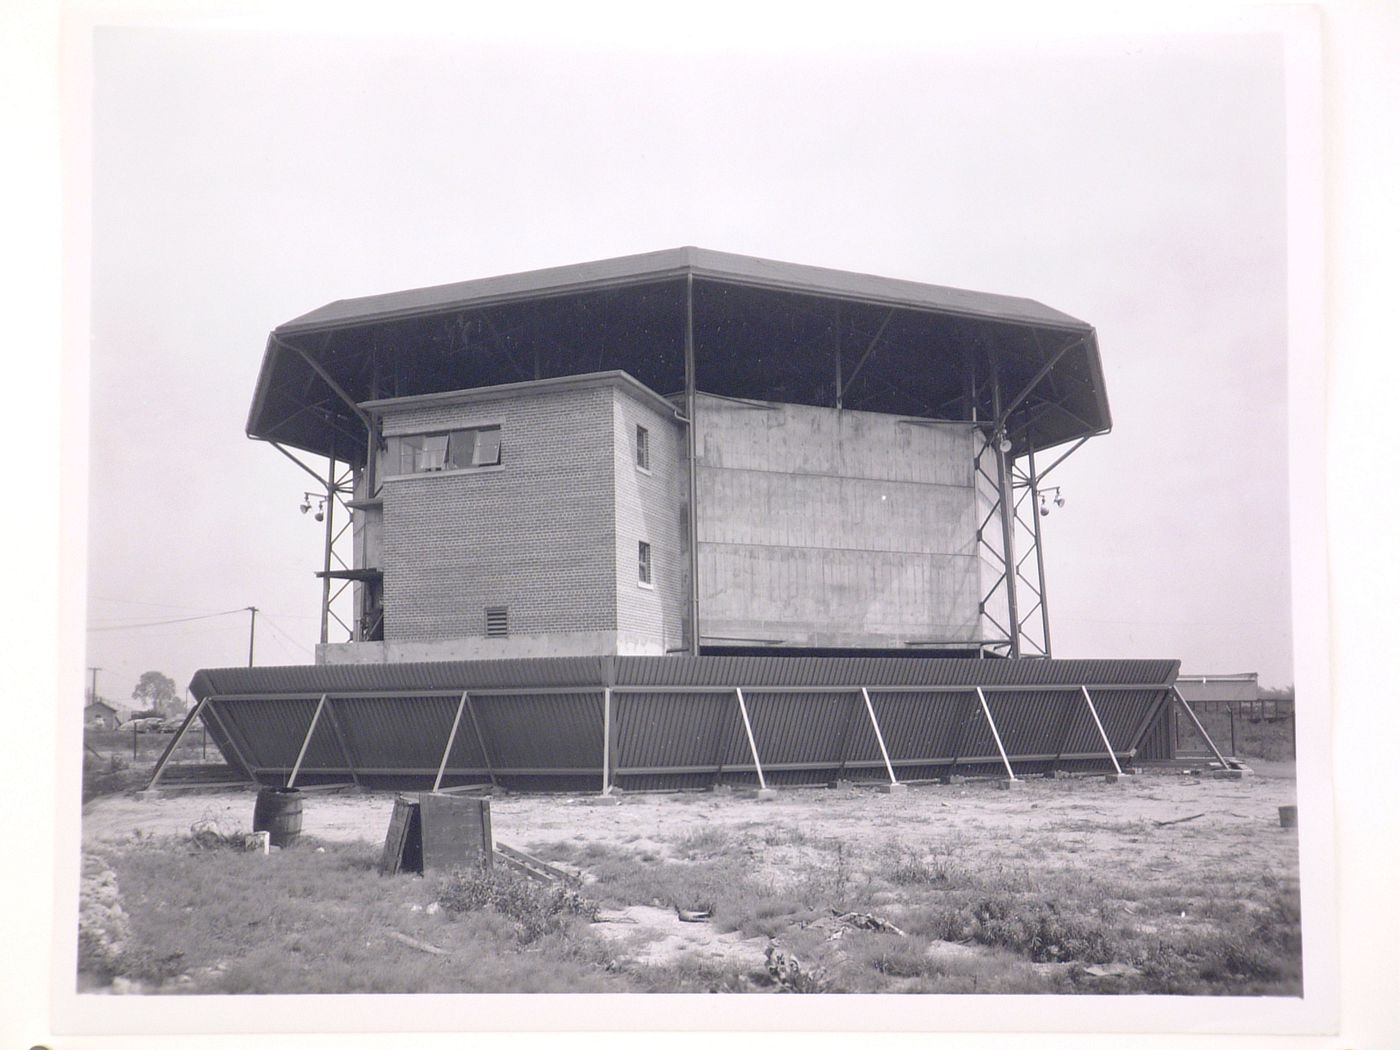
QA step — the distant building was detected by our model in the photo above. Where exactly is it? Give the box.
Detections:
[1175,672,1259,707]
[84,700,120,730]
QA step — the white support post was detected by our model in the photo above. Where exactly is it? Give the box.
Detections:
[861,687,899,785]
[1080,686,1123,776]
[975,686,1018,782]
[286,693,327,789]
[734,688,767,791]
[434,692,468,793]
[602,686,612,796]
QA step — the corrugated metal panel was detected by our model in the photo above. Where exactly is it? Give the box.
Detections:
[614,692,737,775]
[191,657,608,699]
[333,695,462,772]
[196,656,1181,790]
[473,692,605,772]
[612,656,1180,689]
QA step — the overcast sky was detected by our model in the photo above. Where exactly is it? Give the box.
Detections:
[83,26,1294,706]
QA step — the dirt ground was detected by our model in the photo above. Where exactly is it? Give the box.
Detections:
[81,763,1301,989]
[83,763,1298,881]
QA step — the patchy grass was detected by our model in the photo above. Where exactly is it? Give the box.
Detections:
[93,836,624,994]
[534,821,1303,996]
[86,776,1303,996]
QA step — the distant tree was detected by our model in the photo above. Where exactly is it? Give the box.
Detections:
[1259,684,1295,701]
[131,671,182,720]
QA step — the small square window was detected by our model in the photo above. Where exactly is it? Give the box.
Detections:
[635,424,650,471]
[637,541,652,586]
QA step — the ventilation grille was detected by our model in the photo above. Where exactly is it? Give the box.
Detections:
[485,606,508,638]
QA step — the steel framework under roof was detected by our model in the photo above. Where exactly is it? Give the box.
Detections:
[248,247,1111,467]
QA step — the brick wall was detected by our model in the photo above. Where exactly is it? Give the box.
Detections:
[612,387,689,654]
[379,384,617,642]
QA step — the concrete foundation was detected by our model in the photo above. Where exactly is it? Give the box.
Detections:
[995,779,1024,791]
[877,782,908,794]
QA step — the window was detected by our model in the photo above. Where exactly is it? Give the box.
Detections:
[388,426,502,475]
[635,424,650,471]
[638,541,652,586]
[485,606,509,637]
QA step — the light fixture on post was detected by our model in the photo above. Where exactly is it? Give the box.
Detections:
[1038,486,1067,517]
[299,491,326,522]
[997,429,1013,454]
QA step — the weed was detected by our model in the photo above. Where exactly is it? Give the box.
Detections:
[674,826,729,857]
[437,866,598,944]
[970,896,1122,963]
[888,844,958,887]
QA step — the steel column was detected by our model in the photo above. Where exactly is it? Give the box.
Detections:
[601,686,612,796]
[1080,687,1122,775]
[734,687,767,790]
[860,688,899,785]
[990,363,1021,657]
[1026,440,1053,656]
[684,273,701,656]
[319,438,335,645]
[975,686,1017,782]
[286,693,327,788]
[434,692,468,793]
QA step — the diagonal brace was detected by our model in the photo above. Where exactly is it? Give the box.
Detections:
[861,688,899,785]
[975,687,1017,782]
[734,687,768,791]
[434,692,468,793]
[286,694,327,789]
[1080,686,1123,775]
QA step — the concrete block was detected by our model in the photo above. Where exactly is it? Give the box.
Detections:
[877,782,908,794]
[995,779,1024,791]
[1211,767,1253,780]
[1103,773,1121,784]
[751,788,779,802]
[828,779,855,791]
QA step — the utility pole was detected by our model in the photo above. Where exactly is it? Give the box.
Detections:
[246,606,258,667]
[87,666,100,705]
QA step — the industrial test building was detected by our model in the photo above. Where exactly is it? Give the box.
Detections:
[158,249,1226,792]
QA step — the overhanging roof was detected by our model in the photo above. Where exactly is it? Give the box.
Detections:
[249,247,1111,465]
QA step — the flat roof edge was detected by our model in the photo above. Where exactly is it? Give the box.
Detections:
[362,370,683,420]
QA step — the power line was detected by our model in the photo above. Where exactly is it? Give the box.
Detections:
[86,608,250,632]
[259,614,315,658]
[89,599,319,623]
